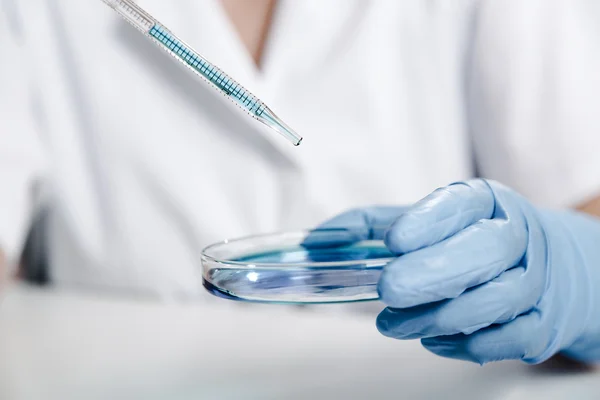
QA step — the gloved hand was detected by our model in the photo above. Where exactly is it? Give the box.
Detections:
[317,179,600,364]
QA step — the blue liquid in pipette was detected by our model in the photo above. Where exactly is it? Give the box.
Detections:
[203,244,394,303]
[149,25,266,115]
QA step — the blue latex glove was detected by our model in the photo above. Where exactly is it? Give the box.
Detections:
[317,179,600,364]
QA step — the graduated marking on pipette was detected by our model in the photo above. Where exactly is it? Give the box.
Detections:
[148,24,266,117]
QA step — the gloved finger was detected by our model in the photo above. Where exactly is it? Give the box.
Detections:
[420,310,550,364]
[384,180,495,254]
[303,206,409,248]
[378,214,528,308]
[376,265,545,339]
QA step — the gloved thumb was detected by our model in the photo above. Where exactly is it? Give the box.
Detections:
[303,206,409,249]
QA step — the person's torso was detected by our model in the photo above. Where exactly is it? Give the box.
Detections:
[24,0,476,297]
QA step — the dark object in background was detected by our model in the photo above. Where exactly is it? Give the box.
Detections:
[20,207,50,285]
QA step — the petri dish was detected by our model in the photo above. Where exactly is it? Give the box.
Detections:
[200,230,395,304]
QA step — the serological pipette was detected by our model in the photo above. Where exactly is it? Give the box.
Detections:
[101,0,303,146]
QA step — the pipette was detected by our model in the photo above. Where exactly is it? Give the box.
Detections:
[101,0,303,146]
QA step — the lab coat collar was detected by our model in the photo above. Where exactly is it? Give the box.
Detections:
[263,0,369,77]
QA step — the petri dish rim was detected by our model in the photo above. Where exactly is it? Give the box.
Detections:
[201,229,395,269]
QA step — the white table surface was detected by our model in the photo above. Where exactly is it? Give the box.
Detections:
[0,282,598,400]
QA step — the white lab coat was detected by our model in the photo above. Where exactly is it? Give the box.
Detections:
[2,0,600,298]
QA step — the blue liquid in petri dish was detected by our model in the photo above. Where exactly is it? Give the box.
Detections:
[203,243,394,303]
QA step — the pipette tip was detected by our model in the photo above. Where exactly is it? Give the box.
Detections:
[259,107,303,147]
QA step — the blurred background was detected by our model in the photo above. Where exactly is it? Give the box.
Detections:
[2,0,600,399]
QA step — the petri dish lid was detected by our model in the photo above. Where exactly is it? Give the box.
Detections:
[200,229,395,304]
